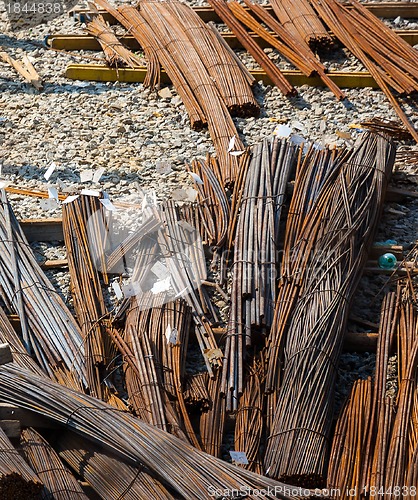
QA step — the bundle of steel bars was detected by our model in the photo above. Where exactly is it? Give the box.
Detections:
[0,190,87,390]
[222,137,297,410]
[0,360,299,500]
[57,431,174,499]
[263,132,396,486]
[310,0,418,142]
[269,0,332,49]
[234,0,344,100]
[20,427,88,499]
[234,354,265,474]
[0,426,43,498]
[207,0,296,97]
[86,14,144,68]
[62,194,119,401]
[112,294,196,444]
[327,292,397,497]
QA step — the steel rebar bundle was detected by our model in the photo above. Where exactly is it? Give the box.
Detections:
[183,372,211,412]
[207,0,296,97]
[327,292,398,497]
[62,194,117,400]
[0,360,298,500]
[199,370,226,457]
[86,14,144,68]
[222,137,297,409]
[57,431,175,499]
[309,0,418,142]
[327,377,373,497]
[136,0,244,184]
[265,144,352,397]
[238,0,344,101]
[385,283,418,493]
[114,294,196,445]
[20,427,88,499]
[94,0,204,128]
[269,0,332,50]
[189,155,230,249]
[0,426,43,499]
[263,132,396,486]
[0,190,87,390]
[158,0,259,118]
[157,201,223,375]
[234,354,265,474]
[0,306,45,377]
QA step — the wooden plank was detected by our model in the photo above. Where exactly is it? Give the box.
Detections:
[66,64,380,88]
[20,218,63,242]
[68,3,418,24]
[41,259,68,270]
[344,332,378,352]
[369,244,403,261]
[46,29,418,51]
[0,403,60,430]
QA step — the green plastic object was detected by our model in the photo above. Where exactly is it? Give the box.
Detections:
[378,252,397,269]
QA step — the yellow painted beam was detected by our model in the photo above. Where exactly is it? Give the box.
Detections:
[66,63,379,88]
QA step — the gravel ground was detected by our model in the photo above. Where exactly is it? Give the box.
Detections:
[0,0,417,418]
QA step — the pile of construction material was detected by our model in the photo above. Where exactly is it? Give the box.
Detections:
[0,125,416,498]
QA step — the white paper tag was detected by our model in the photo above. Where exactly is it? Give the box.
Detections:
[62,194,79,204]
[48,187,58,200]
[93,167,105,183]
[229,451,249,465]
[165,324,178,344]
[122,281,141,297]
[44,162,57,181]
[81,189,100,197]
[229,150,245,156]
[151,261,170,280]
[112,281,123,300]
[151,276,171,294]
[189,172,203,185]
[40,198,59,211]
[99,198,117,212]
[290,134,306,146]
[273,124,292,138]
[80,170,94,183]
[227,135,236,152]
[185,188,198,202]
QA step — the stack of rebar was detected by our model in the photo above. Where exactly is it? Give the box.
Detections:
[86,14,144,68]
[20,427,88,499]
[95,0,254,184]
[234,354,265,474]
[222,137,297,410]
[269,0,332,49]
[0,190,87,391]
[310,0,418,142]
[112,293,196,444]
[0,361,299,500]
[234,0,344,100]
[263,132,396,486]
[0,426,43,499]
[207,0,296,97]
[57,431,174,499]
[62,194,117,400]
[327,292,398,497]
